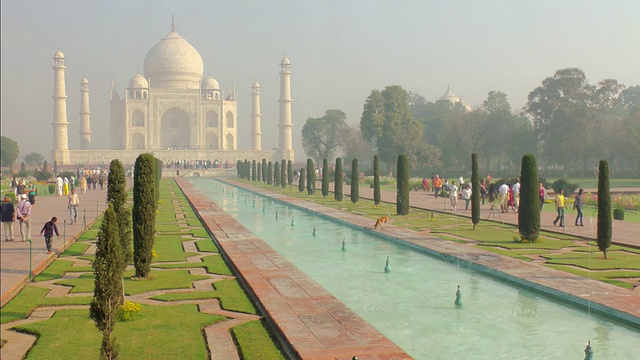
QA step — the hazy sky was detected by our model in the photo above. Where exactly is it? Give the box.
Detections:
[2,0,639,161]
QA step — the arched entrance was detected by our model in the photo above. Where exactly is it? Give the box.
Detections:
[206,133,218,150]
[161,108,190,149]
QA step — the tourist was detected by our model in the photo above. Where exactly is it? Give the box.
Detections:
[539,183,547,213]
[27,182,37,206]
[449,181,458,210]
[63,177,70,196]
[92,170,99,190]
[10,177,18,195]
[462,184,472,210]
[80,175,87,193]
[458,175,464,192]
[40,216,59,254]
[56,176,64,196]
[1,196,16,241]
[553,189,566,227]
[498,182,509,213]
[16,179,26,196]
[68,188,80,224]
[16,194,32,242]
[98,170,105,190]
[421,177,429,192]
[512,179,521,213]
[480,180,487,205]
[434,175,442,199]
[574,188,584,227]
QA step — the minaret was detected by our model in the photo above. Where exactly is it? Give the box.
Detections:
[52,49,69,152]
[251,81,262,150]
[79,77,91,149]
[278,56,294,160]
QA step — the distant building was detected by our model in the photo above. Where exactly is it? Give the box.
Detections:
[51,19,293,165]
[439,86,472,112]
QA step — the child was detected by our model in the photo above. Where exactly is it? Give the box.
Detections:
[40,216,59,254]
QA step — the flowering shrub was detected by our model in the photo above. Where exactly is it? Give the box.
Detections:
[119,301,142,321]
[582,193,639,211]
[152,249,157,258]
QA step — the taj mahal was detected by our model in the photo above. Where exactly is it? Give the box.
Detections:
[51,19,293,166]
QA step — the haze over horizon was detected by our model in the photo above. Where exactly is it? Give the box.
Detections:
[2,0,639,162]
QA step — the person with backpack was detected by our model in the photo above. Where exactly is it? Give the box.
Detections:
[16,194,32,242]
[40,216,59,254]
[1,195,16,241]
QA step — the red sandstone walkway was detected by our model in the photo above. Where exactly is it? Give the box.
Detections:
[1,187,109,306]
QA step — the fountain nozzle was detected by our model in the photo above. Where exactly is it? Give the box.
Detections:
[455,285,462,307]
[384,256,391,273]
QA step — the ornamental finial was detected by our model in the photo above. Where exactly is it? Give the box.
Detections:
[171,15,175,31]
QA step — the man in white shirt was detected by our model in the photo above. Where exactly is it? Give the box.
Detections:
[68,188,80,224]
[512,179,521,213]
[498,182,509,213]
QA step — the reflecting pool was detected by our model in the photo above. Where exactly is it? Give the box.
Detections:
[190,179,639,359]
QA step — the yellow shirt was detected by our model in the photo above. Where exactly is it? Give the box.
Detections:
[555,194,565,208]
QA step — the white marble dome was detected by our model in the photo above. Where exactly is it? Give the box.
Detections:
[143,30,203,89]
[202,75,219,90]
[129,73,148,88]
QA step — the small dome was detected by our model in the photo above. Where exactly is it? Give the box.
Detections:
[54,49,64,58]
[80,76,89,84]
[202,75,219,90]
[458,99,472,112]
[129,73,149,89]
[440,88,460,104]
[143,29,204,89]
[280,56,290,65]
[252,81,260,88]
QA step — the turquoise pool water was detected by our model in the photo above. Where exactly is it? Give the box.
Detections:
[191,179,639,359]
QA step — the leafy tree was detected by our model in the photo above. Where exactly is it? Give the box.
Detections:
[321,159,329,197]
[350,158,359,204]
[274,161,280,186]
[287,160,293,187]
[133,153,156,278]
[597,160,612,259]
[261,159,267,183]
[252,160,257,181]
[518,154,540,242]
[267,161,273,185]
[373,155,381,206]
[301,109,349,164]
[298,167,305,193]
[360,86,429,174]
[107,159,132,275]
[90,204,123,360]
[281,160,287,189]
[471,153,480,229]
[306,159,315,195]
[0,136,19,168]
[334,157,343,201]
[340,126,373,167]
[23,152,44,167]
[396,154,409,215]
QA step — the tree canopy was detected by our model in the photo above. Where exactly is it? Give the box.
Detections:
[1,136,20,167]
[301,109,349,164]
[23,152,44,167]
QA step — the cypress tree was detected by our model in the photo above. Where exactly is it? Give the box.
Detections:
[306,159,315,195]
[252,160,257,181]
[351,158,359,204]
[90,204,123,360]
[274,161,280,186]
[237,160,241,177]
[396,154,409,215]
[257,162,262,182]
[287,160,293,188]
[597,160,612,259]
[267,161,273,185]
[132,153,156,278]
[245,159,250,179]
[262,159,267,183]
[53,160,58,175]
[322,158,329,197]
[107,159,132,274]
[154,158,162,202]
[518,154,540,242]
[334,157,343,201]
[43,160,49,173]
[471,153,481,229]
[281,160,287,189]
[298,167,306,192]
[373,155,381,207]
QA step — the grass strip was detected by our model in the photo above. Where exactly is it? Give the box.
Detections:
[195,239,219,252]
[153,255,232,275]
[232,320,285,360]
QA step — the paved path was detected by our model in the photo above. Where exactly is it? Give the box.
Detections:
[326,182,640,249]
[1,187,109,306]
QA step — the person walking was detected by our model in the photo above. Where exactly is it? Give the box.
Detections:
[27,181,37,206]
[434,176,442,199]
[421,177,429,192]
[462,184,472,210]
[40,216,59,254]
[80,175,87,194]
[449,181,458,210]
[68,187,80,224]
[63,177,70,196]
[538,183,547,213]
[498,182,509,213]
[480,180,487,205]
[512,179,520,213]
[16,194,32,242]
[1,195,16,241]
[574,188,584,226]
[553,189,566,227]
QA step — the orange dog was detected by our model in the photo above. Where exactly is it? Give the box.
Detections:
[374,214,390,230]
